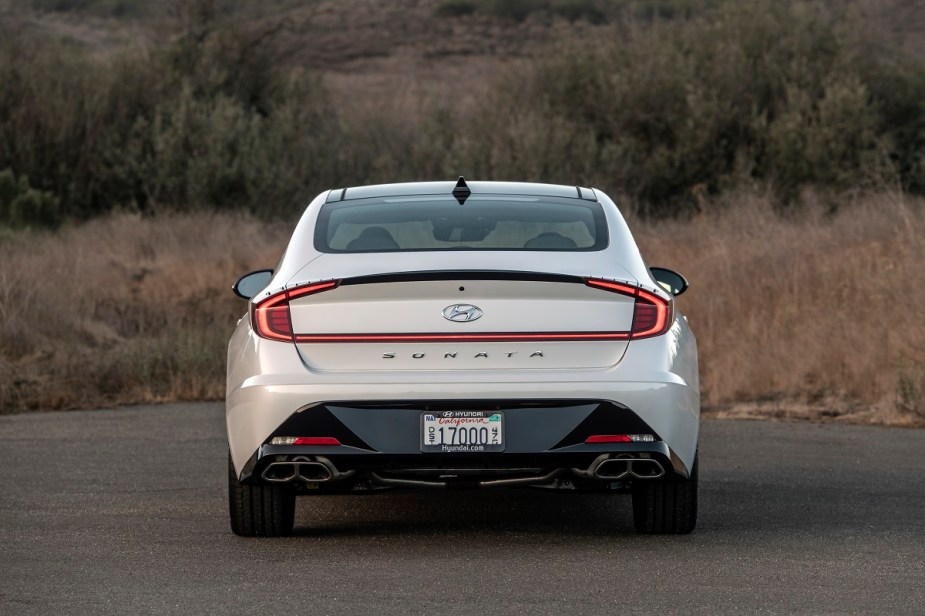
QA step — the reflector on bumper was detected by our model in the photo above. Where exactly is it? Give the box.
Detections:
[585,434,655,443]
[269,436,342,446]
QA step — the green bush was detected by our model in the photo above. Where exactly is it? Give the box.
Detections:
[0,10,334,220]
[628,0,718,21]
[31,0,148,18]
[437,0,612,23]
[481,0,547,22]
[516,0,919,211]
[1,0,924,222]
[859,56,925,194]
[0,169,59,229]
[550,0,607,24]
[435,0,479,18]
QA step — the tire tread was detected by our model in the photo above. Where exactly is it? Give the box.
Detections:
[228,454,295,537]
[632,455,698,535]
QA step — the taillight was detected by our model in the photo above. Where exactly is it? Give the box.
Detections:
[585,278,673,339]
[252,280,338,342]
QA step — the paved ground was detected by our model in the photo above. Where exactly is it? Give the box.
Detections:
[1,404,923,615]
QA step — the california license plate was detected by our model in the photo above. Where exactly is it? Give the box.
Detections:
[421,411,504,453]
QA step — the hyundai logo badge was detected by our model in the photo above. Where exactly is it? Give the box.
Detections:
[442,304,483,322]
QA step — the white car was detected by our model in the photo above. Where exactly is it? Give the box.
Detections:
[227,179,699,536]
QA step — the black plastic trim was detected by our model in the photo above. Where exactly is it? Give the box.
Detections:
[238,400,686,484]
[320,399,600,411]
[267,406,373,451]
[552,404,661,448]
[338,270,585,287]
[578,187,597,201]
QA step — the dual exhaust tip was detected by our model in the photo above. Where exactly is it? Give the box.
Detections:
[593,457,665,480]
[262,459,333,483]
[261,455,666,484]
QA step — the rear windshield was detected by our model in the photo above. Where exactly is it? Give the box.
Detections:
[314,195,608,253]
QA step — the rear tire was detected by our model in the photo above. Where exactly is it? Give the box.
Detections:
[228,454,296,537]
[631,455,698,534]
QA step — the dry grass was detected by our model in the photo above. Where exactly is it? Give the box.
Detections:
[632,190,925,426]
[1,193,924,425]
[0,211,290,410]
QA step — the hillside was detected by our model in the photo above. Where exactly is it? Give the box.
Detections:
[1,0,924,421]
[6,0,925,108]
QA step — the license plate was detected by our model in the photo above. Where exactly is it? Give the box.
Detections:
[421,411,504,453]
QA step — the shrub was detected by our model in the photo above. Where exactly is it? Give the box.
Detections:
[31,0,148,18]
[517,0,918,212]
[481,0,547,23]
[550,0,607,24]
[859,56,925,194]
[0,168,59,229]
[1,0,924,222]
[435,0,478,18]
[437,0,611,23]
[0,8,335,220]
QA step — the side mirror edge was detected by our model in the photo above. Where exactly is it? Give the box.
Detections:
[233,269,274,300]
[649,266,689,297]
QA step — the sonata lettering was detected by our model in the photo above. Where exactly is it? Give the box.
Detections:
[381,351,544,359]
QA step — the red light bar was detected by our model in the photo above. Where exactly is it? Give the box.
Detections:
[584,279,638,297]
[288,281,338,301]
[292,436,341,446]
[585,435,632,443]
[584,278,673,339]
[252,280,339,342]
[293,331,631,343]
[632,288,671,338]
[269,436,342,446]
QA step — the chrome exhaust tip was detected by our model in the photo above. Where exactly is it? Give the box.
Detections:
[593,457,665,480]
[594,459,630,479]
[629,459,665,479]
[262,462,298,482]
[296,462,333,482]
[261,458,335,483]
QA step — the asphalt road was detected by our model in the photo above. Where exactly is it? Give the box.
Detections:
[1,404,923,615]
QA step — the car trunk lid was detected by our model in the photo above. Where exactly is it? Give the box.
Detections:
[288,272,635,372]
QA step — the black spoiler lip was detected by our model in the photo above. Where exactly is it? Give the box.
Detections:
[338,270,586,286]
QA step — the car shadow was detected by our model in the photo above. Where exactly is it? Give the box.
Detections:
[290,489,639,538]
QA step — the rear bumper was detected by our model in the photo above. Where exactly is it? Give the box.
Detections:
[227,380,700,479]
[233,399,694,488]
